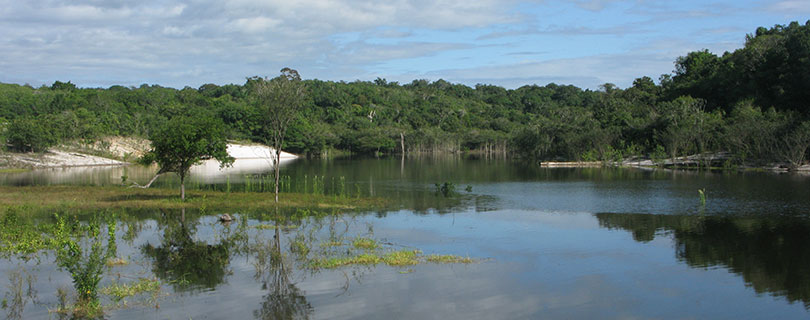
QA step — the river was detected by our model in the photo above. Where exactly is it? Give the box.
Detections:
[1,156,809,319]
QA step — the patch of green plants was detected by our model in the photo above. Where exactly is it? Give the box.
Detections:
[52,214,116,316]
[351,237,380,250]
[307,235,476,270]
[100,278,161,303]
[426,254,474,264]
[434,182,456,197]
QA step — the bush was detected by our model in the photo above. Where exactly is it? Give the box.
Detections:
[6,117,57,152]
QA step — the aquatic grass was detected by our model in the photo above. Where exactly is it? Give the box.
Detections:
[352,237,379,250]
[290,236,311,258]
[0,186,389,213]
[105,257,128,267]
[308,245,473,270]
[382,250,421,266]
[100,278,161,302]
[426,254,474,264]
[310,253,382,269]
[698,188,707,206]
[0,210,56,258]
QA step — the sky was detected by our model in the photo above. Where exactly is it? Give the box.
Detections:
[0,0,808,90]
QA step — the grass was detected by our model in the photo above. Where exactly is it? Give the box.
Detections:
[426,254,475,264]
[0,185,388,213]
[105,257,128,267]
[381,250,420,266]
[308,238,476,270]
[100,278,162,302]
[352,237,380,250]
[309,249,471,269]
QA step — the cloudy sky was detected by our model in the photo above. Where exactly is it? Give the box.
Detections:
[1,0,808,90]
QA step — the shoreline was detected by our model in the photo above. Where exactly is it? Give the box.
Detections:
[0,141,297,170]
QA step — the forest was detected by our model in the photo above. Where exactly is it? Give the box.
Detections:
[0,21,808,168]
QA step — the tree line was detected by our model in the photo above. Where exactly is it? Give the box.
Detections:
[0,21,808,167]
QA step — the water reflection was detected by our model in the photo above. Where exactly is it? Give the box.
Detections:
[597,212,810,308]
[2,266,37,320]
[251,225,312,320]
[141,210,233,291]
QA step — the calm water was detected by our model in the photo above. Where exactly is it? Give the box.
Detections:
[2,157,810,319]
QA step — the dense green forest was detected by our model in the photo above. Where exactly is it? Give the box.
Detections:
[0,21,808,167]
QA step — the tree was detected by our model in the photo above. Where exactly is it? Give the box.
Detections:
[139,116,233,200]
[251,68,305,202]
[6,117,57,152]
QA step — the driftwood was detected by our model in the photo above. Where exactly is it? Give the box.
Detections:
[128,172,163,188]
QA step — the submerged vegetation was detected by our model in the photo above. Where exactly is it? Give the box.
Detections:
[0,202,478,318]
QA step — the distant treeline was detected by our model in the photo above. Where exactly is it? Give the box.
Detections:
[0,21,808,167]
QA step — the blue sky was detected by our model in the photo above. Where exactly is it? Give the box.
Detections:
[0,0,808,90]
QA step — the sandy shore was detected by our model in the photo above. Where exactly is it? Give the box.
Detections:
[0,140,296,169]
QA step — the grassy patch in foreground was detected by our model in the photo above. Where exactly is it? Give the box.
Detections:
[308,235,478,270]
[309,249,475,269]
[0,185,388,212]
[100,278,162,302]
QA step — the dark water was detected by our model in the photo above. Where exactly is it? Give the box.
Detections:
[2,157,810,319]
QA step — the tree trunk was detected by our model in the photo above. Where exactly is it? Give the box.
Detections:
[130,172,162,188]
[180,176,186,201]
[274,148,281,203]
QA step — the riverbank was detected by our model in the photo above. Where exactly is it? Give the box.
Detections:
[540,153,810,173]
[0,137,297,170]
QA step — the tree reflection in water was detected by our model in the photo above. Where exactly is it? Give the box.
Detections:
[251,218,312,320]
[141,209,232,291]
[597,212,810,308]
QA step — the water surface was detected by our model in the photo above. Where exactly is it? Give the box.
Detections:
[1,157,809,319]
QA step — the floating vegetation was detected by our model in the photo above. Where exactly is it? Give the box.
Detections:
[352,238,380,250]
[308,235,475,270]
[435,182,456,197]
[426,254,474,264]
[309,249,474,269]
[100,278,162,303]
[381,250,420,266]
[105,257,128,267]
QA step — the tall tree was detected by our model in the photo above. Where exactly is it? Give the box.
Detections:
[140,116,233,200]
[252,68,305,202]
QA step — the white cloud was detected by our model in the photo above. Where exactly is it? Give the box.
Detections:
[768,0,810,14]
[402,51,675,89]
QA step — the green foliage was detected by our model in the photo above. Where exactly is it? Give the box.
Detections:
[145,115,234,199]
[434,182,456,197]
[52,214,117,315]
[5,117,57,152]
[0,22,807,167]
[100,278,161,302]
